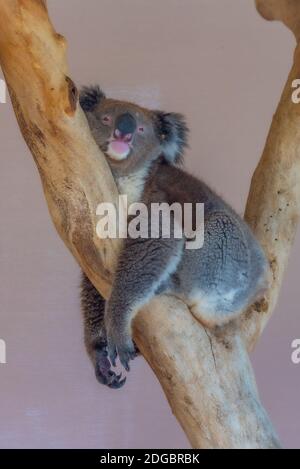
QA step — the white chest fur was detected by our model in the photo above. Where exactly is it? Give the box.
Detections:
[116,169,147,206]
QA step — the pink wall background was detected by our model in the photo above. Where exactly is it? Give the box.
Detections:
[0,0,299,448]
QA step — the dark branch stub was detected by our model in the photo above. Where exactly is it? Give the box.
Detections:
[65,76,78,114]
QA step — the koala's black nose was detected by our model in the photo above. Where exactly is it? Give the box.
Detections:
[115,113,136,138]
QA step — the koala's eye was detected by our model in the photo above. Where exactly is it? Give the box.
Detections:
[138,126,145,133]
[101,115,112,125]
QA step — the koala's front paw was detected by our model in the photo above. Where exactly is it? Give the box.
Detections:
[94,344,126,389]
[106,327,136,372]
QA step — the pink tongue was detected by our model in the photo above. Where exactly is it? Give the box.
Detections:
[108,141,130,159]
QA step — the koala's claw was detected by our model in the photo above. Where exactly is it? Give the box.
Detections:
[107,343,118,368]
[95,346,126,389]
[107,334,136,372]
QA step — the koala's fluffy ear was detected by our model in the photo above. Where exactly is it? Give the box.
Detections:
[154,111,189,164]
[79,85,106,112]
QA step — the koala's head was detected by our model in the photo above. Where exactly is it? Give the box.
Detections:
[80,86,188,172]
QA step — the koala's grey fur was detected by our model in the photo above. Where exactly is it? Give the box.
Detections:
[80,85,268,389]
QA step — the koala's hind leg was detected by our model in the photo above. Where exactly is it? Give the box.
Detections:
[186,212,268,327]
[105,235,184,371]
[80,273,127,389]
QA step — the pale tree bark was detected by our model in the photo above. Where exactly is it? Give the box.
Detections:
[0,0,299,448]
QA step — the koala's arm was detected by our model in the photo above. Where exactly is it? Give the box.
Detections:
[105,234,184,370]
[80,273,126,388]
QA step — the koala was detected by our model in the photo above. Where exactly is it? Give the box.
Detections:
[79,85,268,389]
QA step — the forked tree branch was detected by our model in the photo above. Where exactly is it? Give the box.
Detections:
[0,0,299,448]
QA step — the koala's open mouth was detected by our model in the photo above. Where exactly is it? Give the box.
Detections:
[106,139,132,161]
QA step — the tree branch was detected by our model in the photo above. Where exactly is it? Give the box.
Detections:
[239,0,300,349]
[1,0,298,448]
